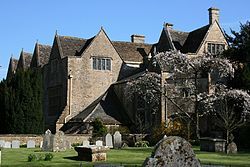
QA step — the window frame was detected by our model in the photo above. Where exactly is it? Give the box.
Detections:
[92,57,112,71]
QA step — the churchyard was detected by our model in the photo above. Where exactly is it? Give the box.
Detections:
[1,146,250,166]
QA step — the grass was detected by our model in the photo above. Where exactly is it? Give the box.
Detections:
[1,146,250,166]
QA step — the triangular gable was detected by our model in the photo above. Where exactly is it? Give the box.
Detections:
[7,57,18,79]
[157,28,176,53]
[17,50,32,70]
[81,27,125,63]
[49,34,64,60]
[30,43,39,68]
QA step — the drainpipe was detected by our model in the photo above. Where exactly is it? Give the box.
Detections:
[207,72,212,95]
[65,73,73,123]
[161,71,169,127]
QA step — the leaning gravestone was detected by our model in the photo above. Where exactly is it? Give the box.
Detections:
[27,140,36,148]
[52,130,67,152]
[42,129,54,151]
[4,142,11,148]
[0,140,5,148]
[12,140,20,149]
[105,133,113,148]
[143,136,201,167]
[113,131,122,149]
[227,142,237,154]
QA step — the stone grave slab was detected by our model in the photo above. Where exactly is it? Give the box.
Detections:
[0,140,5,148]
[105,133,113,148]
[113,131,122,149]
[4,141,11,148]
[82,140,90,147]
[96,140,103,146]
[27,140,36,148]
[12,140,20,148]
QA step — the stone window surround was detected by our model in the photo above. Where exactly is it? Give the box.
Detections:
[91,56,112,71]
[206,42,225,55]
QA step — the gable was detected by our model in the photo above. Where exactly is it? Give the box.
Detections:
[49,35,63,60]
[157,28,174,53]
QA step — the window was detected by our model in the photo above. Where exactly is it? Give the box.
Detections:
[207,43,225,55]
[92,57,112,71]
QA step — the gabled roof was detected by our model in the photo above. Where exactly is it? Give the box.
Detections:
[159,24,210,54]
[112,41,153,63]
[7,57,18,79]
[37,44,52,66]
[17,51,32,70]
[69,87,130,125]
[57,35,94,58]
[168,29,189,50]
[181,25,210,53]
[31,43,52,68]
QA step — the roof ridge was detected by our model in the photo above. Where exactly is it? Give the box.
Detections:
[58,35,86,40]
[112,40,152,45]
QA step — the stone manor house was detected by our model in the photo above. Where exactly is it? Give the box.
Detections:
[7,8,227,134]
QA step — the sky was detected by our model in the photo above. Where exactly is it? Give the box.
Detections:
[0,0,249,80]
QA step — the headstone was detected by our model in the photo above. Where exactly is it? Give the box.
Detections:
[96,140,103,146]
[4,141,11,148]
[82,140,90,147]
[12,140,20,149]
[40,141,43,148]
[105,133,113,148]
[143,136,201,167]
[227,142,237,154]
[65,140,71,149]
[42,129,54,151]
[27,140,36,148]
[113,131,122,149]
[0,140,5,148]
[52,130,67,152]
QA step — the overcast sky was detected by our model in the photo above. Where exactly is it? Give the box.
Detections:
[0,0,249,80]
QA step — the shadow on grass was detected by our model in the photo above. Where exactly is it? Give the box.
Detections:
[63,156,81,161]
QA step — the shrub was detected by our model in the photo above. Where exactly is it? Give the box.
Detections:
[44,153,54,161]
[28,154,36,162]
[135,141,149,147]
[91,118,107,137]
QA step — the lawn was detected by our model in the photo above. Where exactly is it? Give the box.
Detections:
[1,147,250,166]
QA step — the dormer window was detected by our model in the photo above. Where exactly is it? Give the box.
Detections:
[92,57,111,71]
[207,43,225,55]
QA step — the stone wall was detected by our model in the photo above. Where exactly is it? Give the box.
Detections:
[0,134,90,147]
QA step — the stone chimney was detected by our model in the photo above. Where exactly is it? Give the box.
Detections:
[208,7,219,24]
[131,34,145,43]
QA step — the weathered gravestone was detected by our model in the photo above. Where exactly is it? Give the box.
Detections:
[40,141,43,148]
[113,131,122,149]
[42,129,54,151]
[52,130,67,152]
[12,140,20,149]
[4,142,11,148]
[82,140,90,147]
[143,136,201,167]
[105,133,113,148]
[96,140,103,146]
[27,140,36,148]
[227,142,237,154]
[0,140,5,148]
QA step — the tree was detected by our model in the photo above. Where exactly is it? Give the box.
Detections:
[199,85,250,153]
[224,21,250,89]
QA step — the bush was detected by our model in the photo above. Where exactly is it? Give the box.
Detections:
[28,154,36,162]
[135,141,149,147]
[44,153,54,161]
[27,153,54,162]
[91,118,107,137]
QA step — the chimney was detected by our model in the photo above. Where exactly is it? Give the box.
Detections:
[131,34,145,43]
[164,22,173,29]
[208,7,219,24]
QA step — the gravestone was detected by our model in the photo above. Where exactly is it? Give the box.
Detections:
[82,140,90,147]
[40,141,43,148]
[42,129,54,151]
[27,140,36,148]
[4,141,11,148]
[227,142,237,154]
[12,140,20,148]
[113,131,122,149]
[105,133,113,148]
[65,140,71,149]
[52,130,67,152]
[143,136,201,167]
[96,140,103,146]
[0,140,5,148]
